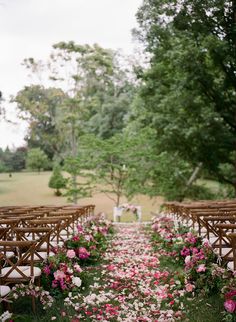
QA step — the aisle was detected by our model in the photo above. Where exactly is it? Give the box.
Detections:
[67,224,184,321]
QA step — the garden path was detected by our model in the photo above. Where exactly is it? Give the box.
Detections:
[69,223,184,321]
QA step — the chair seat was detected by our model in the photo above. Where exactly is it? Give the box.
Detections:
[23,251,55,261]
[218,247,232,256]
[0,285,10,297]
[1,266,41,279]
[6,251,14,258]
[227,261,235,271]
[209,236,218,244]
[40,241,64,249]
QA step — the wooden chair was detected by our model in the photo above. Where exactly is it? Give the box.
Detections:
[0,241,42,312]
[0,241,41,285]
[227,233,236,271]
[13,227,53,263]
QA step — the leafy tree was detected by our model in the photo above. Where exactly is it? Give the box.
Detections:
[48,164,66,196]
[14,85,66,161]
[26,148,49,173]
[78,132,154,206]
[63,157,92,203]
[132,0,236,197]
[20,42,135,202]
[11,147,27,171]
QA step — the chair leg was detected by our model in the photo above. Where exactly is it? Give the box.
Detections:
[31,295,36,314]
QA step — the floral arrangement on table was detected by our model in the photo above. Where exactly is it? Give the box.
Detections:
[151,215,236,320]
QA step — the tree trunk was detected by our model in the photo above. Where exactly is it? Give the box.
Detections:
[72,174,78,204]
[71,119,78,204]
[178,162,203,202]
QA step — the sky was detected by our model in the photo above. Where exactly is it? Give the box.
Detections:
[0,0,143,149]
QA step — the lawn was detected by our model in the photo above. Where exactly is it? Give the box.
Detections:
[0,171,164,221]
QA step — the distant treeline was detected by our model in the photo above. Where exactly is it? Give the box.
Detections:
[0,146,27,173]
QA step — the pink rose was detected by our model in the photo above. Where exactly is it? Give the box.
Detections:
[185,283,195,292]
[225,290,236,299]
[224,299,236,313]
[54,270,66,280]
[78,247,90,259]
[43,265,51,276]
[196,264,206,273]
[66,249,76,259]
[77,224,84,233]
[185,255,191,264]
[74,264,83,273]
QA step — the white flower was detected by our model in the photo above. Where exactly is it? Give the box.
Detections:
[72,276,82,287]
[0,311,12,322]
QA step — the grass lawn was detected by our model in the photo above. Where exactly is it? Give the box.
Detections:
[0,171,164,221]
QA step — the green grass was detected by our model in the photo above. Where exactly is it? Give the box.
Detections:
[0,171,163,221]
[184,294,224,322]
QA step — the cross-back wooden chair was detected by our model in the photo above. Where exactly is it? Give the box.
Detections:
[202,216,236,249]
[48,212,76,237]
[0,240,41,285]
[227,233,236,271]
[13,227,53,263]
[28,218,62,249]
[213,223,236,262]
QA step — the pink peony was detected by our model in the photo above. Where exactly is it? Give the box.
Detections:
[52,280,58,288]
[78,247,90,259]
[185,283,195,292]
[185,255,191,264]
[181,247,190,257]
[66,249,76,259]
[74,264,83,273]
[43,265,51,276]
[225,290,236,299]
[196,264,206,273]
[224,299,236,313]
[54,270,66,280]
[77,224,84,233]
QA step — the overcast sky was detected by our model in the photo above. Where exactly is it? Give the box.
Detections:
[0,0,142,149]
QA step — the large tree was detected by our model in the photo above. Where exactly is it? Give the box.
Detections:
[14,85,66,161]
[18,42,135,203]
[133,0,236,197]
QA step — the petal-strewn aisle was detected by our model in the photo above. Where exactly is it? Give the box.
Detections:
[66,224,185,321]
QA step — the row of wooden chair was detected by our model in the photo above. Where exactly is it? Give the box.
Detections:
[163,200,236,271]
[0,204,95,311]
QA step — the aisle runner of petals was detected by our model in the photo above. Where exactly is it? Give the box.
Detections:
[66,224,186,321]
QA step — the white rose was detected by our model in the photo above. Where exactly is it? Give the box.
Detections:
[72,276,82,287]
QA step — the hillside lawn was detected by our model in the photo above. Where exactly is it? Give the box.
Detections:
[0,171,164,222]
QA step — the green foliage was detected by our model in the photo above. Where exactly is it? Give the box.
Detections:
[63,157,92,203]
[0,146,27,173]
[78,131,154,205]
[26,148,49,173]
[14,85,66,161]
[132,0,236,197]
[48,165,66,196]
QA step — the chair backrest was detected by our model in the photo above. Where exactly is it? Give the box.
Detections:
[13,227,52,261]
[0,240,37,283]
